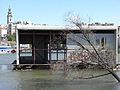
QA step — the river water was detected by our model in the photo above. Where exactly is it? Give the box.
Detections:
[0,54,120,90]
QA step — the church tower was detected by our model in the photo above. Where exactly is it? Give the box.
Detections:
[7,7,13,36]
[7,7,12,24]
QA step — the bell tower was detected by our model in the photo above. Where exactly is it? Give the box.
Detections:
[7,7,12,24]
[7,7,13,36]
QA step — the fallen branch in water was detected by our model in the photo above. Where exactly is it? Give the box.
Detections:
[77,72,111,79]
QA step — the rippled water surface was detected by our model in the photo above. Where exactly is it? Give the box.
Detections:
[0,54,120,90]
[0,53,16,64]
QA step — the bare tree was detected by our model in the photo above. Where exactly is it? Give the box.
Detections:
[63,15,120,82]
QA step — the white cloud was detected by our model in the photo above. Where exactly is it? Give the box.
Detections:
[108,17,120,21]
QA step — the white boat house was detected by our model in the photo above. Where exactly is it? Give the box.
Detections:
[15,24,120,66]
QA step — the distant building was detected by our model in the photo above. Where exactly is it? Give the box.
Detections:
[0,25,7,41]
[7,8,34,36]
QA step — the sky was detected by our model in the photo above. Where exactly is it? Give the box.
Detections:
[0,0,120,25]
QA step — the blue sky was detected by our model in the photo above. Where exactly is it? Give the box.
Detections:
[0,0,120,25]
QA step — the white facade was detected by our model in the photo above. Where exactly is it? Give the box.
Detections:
[0,25,7,41]
[1,29,7,37]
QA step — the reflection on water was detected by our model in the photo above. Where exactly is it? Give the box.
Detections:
[0,64,119,90]
[0,54,120,90]
[0,64,13,70]
[0,54,16,64]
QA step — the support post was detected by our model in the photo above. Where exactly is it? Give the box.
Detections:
[16,27,19,65]
[57,43,58,61]
[64,35,67,62]
[33,31,35,64]
[116,27,119,64]
[49,31,52,61]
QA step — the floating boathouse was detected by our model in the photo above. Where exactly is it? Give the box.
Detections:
[13,24,119,69]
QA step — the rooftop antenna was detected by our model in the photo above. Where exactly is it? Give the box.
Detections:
[88,17,91,27]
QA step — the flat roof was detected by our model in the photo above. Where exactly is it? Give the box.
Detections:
[17,24,118,31]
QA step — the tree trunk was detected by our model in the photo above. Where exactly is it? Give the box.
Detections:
[108,70,120,82]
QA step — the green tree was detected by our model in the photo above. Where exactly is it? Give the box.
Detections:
[7,35,16,41]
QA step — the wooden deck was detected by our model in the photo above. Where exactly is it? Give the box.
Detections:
[12,60,67,70]
[12,64,51,66]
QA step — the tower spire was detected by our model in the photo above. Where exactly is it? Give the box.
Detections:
[7,7,13,36]
[7,6,12,24]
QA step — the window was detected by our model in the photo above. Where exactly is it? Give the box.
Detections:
[101,37,106,49]
[96,37,106,49]
[48,44,66,61]
[96,39,100,46]
[20,44,32,56]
